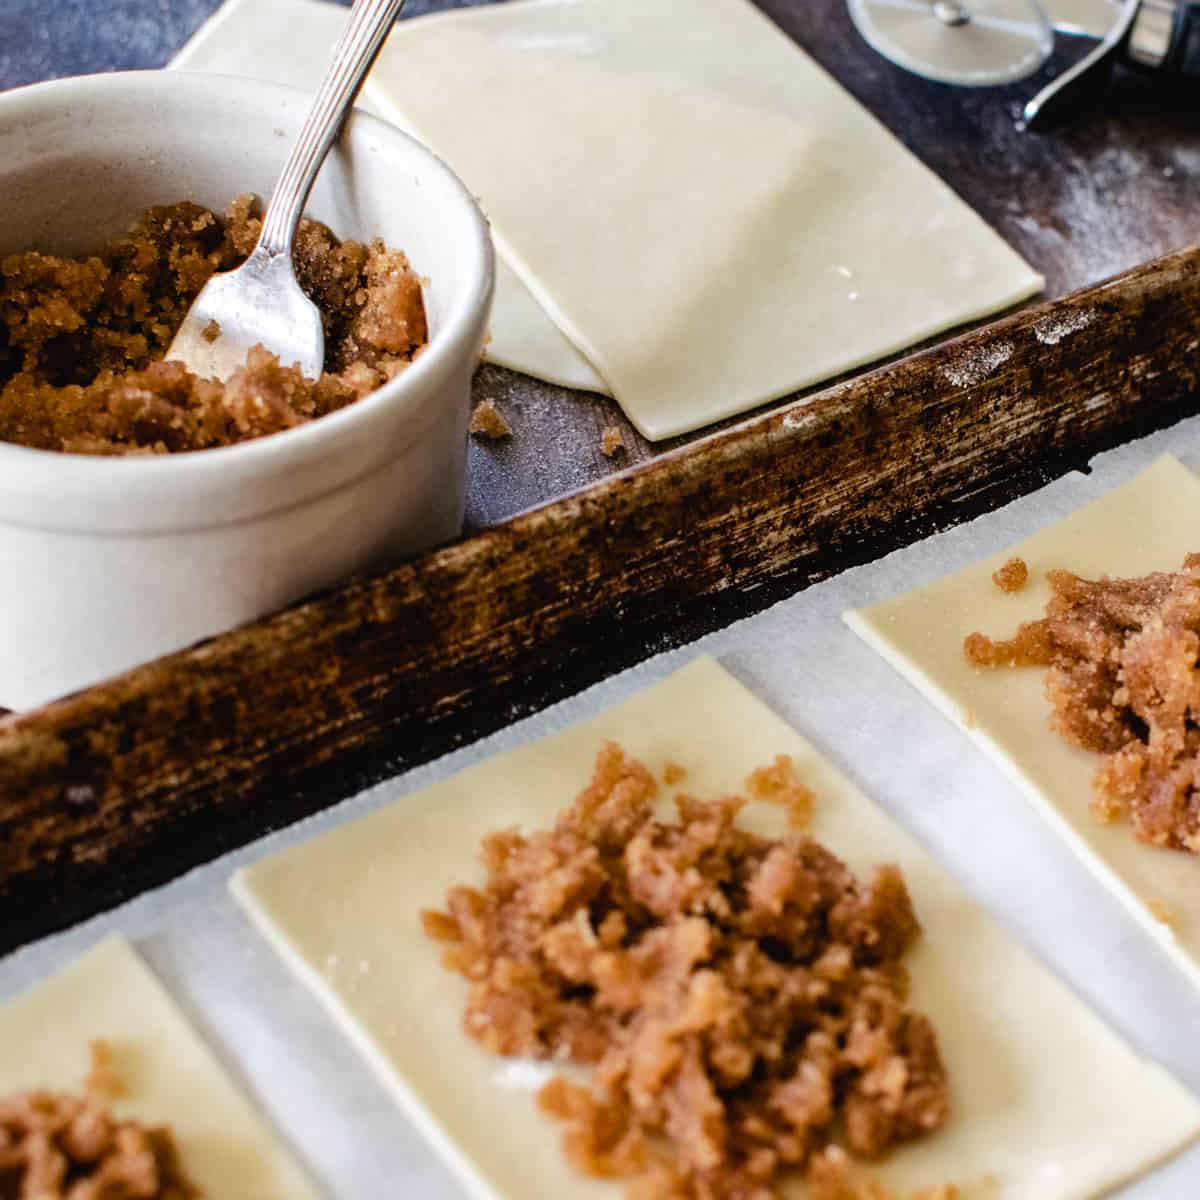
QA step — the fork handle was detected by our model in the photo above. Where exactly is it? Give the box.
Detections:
[257,0,406,258]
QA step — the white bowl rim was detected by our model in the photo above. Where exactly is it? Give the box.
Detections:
[0,69,495,496]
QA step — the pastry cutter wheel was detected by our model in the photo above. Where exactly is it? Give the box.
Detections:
[847,0,1200,126]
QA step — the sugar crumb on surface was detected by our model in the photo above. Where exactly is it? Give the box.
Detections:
[469,398,512,439]
[662,760,687,786]
[746,752,815,830]
[991,557,1028,593]
[85,1039,124,1100]
[600,425,625,457]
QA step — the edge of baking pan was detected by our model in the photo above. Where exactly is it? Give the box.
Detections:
[1,242,1198,952]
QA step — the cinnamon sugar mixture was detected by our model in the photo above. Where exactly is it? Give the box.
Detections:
[966,555,1200,851]
[600,426,626,458]
[468,398,512,440]
[0,1044,201,1198]
[745,754,815,831]
[990,557,1028,594]
[422,743,950,1199]
[0,196,426,455]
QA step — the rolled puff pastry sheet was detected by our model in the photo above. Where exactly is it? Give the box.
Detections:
[845,455,1200,993]
[0,937,317,1200]
[168,0,610,396]
[363,0,1044,439]
[231,657,1199,1200]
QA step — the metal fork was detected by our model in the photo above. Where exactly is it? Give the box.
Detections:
[166,0,406,381]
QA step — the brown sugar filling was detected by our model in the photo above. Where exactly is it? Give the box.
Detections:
[990,557,1028,594]
[600,426,626,458]
[745,754,815,831]
[468,398,512,440]
[965,554,1200,851]
[422,743,950,1199]
[0,1043,202,1199]
[0,195,427,455]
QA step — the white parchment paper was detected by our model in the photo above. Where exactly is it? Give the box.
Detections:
[6,408,1200,1197]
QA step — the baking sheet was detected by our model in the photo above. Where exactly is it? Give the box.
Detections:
[6,411,1200,1197]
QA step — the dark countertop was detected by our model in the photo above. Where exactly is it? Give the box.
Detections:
[3,0,1198,531]
[0,0,476,86]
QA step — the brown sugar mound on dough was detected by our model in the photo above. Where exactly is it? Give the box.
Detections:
[0,1043,202,1199]
[965,555,1200,851]
[0,195,426,455]
[991,557,1028,594]
[422,743,950,1199]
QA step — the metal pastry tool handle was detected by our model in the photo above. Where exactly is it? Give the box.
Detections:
[931,1,971,25]
[1023,0,1139,128]
[1024,0,1200,129]
[257,0,406,258]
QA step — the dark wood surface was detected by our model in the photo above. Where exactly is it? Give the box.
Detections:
[3,247,1199,952]
[3,0,1198,525]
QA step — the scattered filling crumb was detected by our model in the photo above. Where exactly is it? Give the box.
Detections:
[745,754,815,830]
[1146,897,1176,927]
[966,555,1200,851]
[600,425,625,458]
[990,557,1028,594]
[422,743,950,1199]
[84,1040,124,1102]
[0,195,427,455]
[469,398,512,440]
[200,319,221,345]
[0,1042,201,1198]
[662,761,687,787]
[807,1145,958,1200]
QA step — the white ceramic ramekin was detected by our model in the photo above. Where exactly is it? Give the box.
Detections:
[0,71,494,710]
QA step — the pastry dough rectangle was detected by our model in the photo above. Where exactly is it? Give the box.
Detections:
[365,0,1043,439]
[0,937,318,1200]
[232,657,1199,1200]
[846,455,1200,991]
